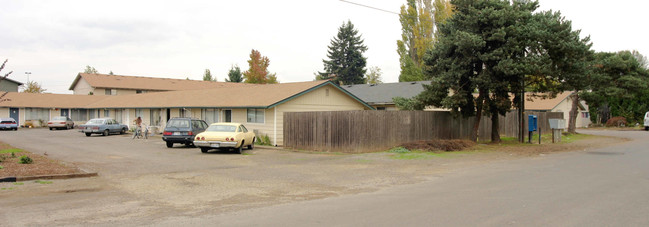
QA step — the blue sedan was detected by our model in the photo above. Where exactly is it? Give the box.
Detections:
[79,118,128,137]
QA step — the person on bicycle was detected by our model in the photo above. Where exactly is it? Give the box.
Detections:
[134,117,143,137]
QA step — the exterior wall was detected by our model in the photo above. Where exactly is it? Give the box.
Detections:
[0,108,8,118]
[372,104,398,111]
[72,78,94,95]
[272,84,369,145]
[551,97,592,128]
[0,80,20,92]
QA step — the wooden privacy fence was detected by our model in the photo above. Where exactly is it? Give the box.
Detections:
[283,110,563,153]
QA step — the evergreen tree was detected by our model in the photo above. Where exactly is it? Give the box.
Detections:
[226,65,243,82]
[202,69,216,81]
[318,20,368,85]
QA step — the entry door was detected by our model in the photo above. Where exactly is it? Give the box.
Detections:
[10,108,19,122]
[224,110,232,122]
[60,109,69,117]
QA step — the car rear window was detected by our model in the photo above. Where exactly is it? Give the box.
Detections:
[207,125,236,132]
[1,120,16,124]
[53,116,67,121]
[86,119,104,124]
[167,119,190,128]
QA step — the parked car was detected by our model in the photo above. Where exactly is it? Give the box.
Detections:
[644,111,649,131]
[0,118,18,131]
[194,122,256,154]
[78,118,128,136]
[47,116,75,130]
[162,118,208,148]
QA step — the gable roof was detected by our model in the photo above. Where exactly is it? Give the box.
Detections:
[0,92,109,108]
[4,80,373,110]
[68,73,251,91]
[1,77,23,86]
[524,92,583,111]
[342,81,430,105]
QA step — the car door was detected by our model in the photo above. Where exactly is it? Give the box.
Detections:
[240,125,254,145]
[110,119,119,132]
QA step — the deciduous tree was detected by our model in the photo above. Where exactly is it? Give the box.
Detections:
[84,66,98,74]
[365,66,383,84]
[243,49,278,84]
[0,59,13,102]
[21,81,47,93]
[318,20,367,85]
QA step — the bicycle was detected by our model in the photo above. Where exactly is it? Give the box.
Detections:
[132,124,149,139]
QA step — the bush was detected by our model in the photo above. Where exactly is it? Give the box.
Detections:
[0,165,3,169]
[389,147,411,153]
[400,140,475,152]
[606,116,627,127]
[19,155,33,164]
[255,134,272,146]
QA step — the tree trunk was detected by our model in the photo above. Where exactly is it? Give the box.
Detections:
[568,92,579,134]
[471,93,485,142]
[490,111,501,143]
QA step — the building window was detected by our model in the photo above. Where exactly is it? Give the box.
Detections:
[25,108,49,121]
[326,88,329,97]
[581,112,590,118]
[377,107,386,110]
[105,89,117,95]
[105,89,111,95]
[201,108,219,124]
[247,109,264,123]
[136,90,146,94]
[135,109,143,118]
[104,109,110,117]
[71,109,88,121]
[180,108,191,118]
[150,109,161,126]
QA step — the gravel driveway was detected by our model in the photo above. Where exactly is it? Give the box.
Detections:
[0,128,626,226]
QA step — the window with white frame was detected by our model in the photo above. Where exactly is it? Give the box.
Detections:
[104,109,110,117]
[247,109,264,123]
[135,109,143,118]
[150,109,161,126]
[201,108,219,124]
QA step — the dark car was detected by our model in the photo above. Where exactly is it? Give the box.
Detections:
[78,118,128,137]
[0,118,18,130]
[162,118,208,148]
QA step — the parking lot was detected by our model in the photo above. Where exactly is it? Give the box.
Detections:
[1,127,476,225]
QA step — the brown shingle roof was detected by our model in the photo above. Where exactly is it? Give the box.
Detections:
[0,92,109,108]
[84,80,335,108]
[524,92,574,111]
[3,80,372,110]
[68,73,251,91]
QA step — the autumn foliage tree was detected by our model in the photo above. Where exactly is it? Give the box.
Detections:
[21,81,47,93]
[243,49,278,84]
[0,59,13,102]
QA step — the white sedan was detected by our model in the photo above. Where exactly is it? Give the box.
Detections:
[194,122,256,154]
[47,116,75,130]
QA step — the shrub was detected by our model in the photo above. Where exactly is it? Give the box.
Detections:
[19,155,33,164]
[389,147,411,153]
[400,140,475,152]
[0,165,3,169]
[606,116,627,127]
[255,134,272,146]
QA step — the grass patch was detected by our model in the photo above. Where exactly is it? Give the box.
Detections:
[391,151,445,160]
[13,182,24,185]
[35,180,53,184]
[0,148,22,154]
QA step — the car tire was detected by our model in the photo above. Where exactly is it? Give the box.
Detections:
[49,127,53,131]
[103,129,109,136]
[85,133,91,137]
[248,138,254,150]
[200,147,209,153]
[166,142,173,148]
[236,145,243,154]
[120,128,126,135]
[645,126,649,131]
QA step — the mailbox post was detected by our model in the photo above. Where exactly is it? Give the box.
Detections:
[528,115,537,143]
[549,118,566,143]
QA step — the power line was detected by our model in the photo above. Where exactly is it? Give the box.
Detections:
[339,0,400,15]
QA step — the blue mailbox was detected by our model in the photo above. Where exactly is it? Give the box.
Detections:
[528,115,538,132]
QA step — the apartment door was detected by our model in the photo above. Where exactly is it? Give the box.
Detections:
[224,110,232,122]
[10,108,19,122]
[60,109,69,117]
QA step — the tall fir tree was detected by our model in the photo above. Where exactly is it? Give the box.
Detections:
[202,69,216,81]
[226,65,243,82]
[318,20,368,85]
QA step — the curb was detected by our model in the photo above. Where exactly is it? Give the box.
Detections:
[0,172,98,183]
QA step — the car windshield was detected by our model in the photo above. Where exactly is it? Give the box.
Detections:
[206,125,236,132]
[86,119,104,125]
[167,119,190,128]
[53,116,67,121]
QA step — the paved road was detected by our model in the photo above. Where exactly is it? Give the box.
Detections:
[156,130,649,226]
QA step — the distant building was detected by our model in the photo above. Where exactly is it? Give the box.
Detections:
[342,81,430,110]
[0,77,23,92]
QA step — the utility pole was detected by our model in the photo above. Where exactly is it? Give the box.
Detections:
[25,71,31,82]
[519,79,525,143]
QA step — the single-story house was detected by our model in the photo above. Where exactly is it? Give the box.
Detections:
[342,81,431,110]
[1,80,373,146]
[524,92,591,128]
[68,73,251,95]
[1,77,23,92]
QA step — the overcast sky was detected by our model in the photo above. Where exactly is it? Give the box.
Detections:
[2,0,647,94]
